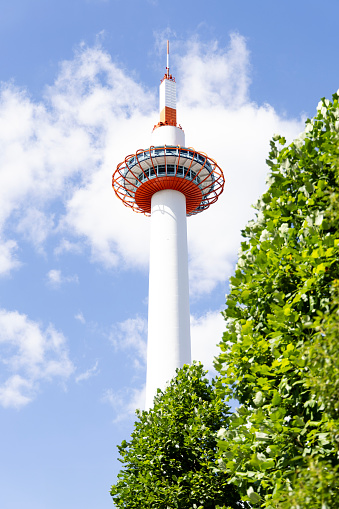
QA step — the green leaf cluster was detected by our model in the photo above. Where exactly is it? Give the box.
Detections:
[111,363,242,509]
[215,93,339,507]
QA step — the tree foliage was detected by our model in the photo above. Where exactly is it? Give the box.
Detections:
[111,363,243,509]
[215,93,339,507]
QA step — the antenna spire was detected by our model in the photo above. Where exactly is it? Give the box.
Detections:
[166,40,169,77]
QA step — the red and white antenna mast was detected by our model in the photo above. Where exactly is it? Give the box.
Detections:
[166,39,169,77]
[112,42,225,408]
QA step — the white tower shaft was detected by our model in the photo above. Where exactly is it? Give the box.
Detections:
[145,189,191,408]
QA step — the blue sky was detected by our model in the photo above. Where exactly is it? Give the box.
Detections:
[0,1,338,508]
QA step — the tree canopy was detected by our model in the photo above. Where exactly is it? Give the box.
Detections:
[111,363,243,509]
[215,93,339,507]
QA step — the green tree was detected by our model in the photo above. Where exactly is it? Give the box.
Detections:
[111,363,243,509]
[215,93,339,507]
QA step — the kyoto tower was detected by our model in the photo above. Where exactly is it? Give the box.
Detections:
[112,42,224,408]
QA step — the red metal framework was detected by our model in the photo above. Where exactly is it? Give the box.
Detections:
[112,145,224,216]
[160,74,176,84]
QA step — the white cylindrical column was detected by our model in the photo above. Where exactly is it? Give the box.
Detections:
[145,189,191,408]
[151,125,185,147]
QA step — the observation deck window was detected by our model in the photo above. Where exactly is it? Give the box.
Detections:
[135,164,202,187]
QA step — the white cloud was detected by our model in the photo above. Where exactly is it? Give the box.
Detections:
[54,239,83,257]
[0,46,152,273]
[191,310,225,374]
[47,269,62,285]
[0,83,93,225]
[47,269,79,287]
[176,34,251,109]
[0,375,34,408]
[75,361,99,383]
[0,36,304,293]
[16,208,55,252]
[110,316,147,369]
[0,309,74,408]
[74,312,86,324]
[0,238,20,276]
[102,385,146,422]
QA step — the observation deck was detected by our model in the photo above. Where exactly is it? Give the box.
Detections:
[112,145,224,216]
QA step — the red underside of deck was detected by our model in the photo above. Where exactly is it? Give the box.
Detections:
[134,176,202,214]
